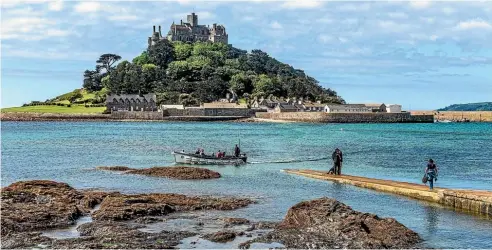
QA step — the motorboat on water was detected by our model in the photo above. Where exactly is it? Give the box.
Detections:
[171,151,247,165]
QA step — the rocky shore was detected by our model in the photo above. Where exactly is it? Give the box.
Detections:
[240,197,421,249]
[96,166,221,180]
[1,180,254,248]
[1,180,421,249]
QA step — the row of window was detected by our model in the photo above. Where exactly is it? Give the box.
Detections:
[111,98,155,104]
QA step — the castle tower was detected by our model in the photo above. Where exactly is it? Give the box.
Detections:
[187,12,198,27]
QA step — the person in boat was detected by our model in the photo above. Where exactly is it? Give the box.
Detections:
[195,148,200,155]
[332,148,343,175]
[216,150,222,158]
[234,145,240,157]
[425,159,439,190]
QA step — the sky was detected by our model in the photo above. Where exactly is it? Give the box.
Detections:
[1,0,492,110]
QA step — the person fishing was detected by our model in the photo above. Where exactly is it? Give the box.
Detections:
[234,144,240,157]
[425,159,439,190]
[331,148,343,175]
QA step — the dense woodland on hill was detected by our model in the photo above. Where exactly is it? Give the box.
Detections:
[438,102,492,111]
[80,40,344,106]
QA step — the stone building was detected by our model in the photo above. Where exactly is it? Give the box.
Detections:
[148,12,228,47]
[106,93,157,112]
[324,104,372,113]
[356,103,387,112]
[386,104,402,113]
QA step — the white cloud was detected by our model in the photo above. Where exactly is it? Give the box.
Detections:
[409,1,431,9]
[3,47,99,60]
[1,13,73,41]
[442,7,455,15]
[388,12,408,19]
[420,17,435,24]
[337,3,371,12]
[280,0,323,9]
[378,20,398,29]
[108,15,139,21]
[270,21,283,29]
[1,0,50,8]
[456,19,492,30]
[3,6,42,16]
[318,34,333,43]
[338,37,348,43]
[74,2,101,13]
[48,0,63,11]
[430,35,438,41]
[318,18,333,24]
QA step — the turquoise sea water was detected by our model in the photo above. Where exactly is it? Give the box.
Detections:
[1,121,492,248]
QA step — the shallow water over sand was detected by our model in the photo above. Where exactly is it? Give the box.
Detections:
[2,121,492,248]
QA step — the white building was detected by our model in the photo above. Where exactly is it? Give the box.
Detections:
[386,104,402,113]
[324,104,372,113]
[161,104,184,110]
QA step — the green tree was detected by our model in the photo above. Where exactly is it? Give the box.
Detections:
[174,42,193,60]
[83,69,102,91]
[69,90,83,103]
[132,51,150,65]
[96,54,122,74]
[252,74,281,96]
[148,39,175,69]
[230,72,253,96]
[167,61,190,80]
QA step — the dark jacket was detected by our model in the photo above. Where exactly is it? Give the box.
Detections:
[332,151,343,163]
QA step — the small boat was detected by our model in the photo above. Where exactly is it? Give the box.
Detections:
[172,151,248,165]
[436,119,452,123]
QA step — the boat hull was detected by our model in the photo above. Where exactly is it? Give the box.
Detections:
[172,152,247,165]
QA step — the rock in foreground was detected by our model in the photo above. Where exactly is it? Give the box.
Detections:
[128,166,221,180]
[242,197,421,249]
[97,166,221,180]
[92,193,254,221]
[0,180,109,236]
[204,231,237,243]
[96,166,133,171]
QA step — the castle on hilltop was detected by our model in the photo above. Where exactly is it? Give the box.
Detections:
[148,12,228,47]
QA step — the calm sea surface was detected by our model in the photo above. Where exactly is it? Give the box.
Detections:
[1,121,491,248]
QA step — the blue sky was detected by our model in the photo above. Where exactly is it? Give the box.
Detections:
[1,0,491,110]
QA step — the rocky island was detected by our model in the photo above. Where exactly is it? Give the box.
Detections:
[96,166,221,180]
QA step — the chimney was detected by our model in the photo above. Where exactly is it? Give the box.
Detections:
[213,23,217,29]
[180,19,183,25]
[158,25,162,36]
[153,25,156,33]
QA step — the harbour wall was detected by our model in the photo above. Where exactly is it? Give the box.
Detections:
[0,112,111,121]
[164,108,255,117]
[284,169,492,217]
[256,112,434,123]
[412,111,492,122]
[110,111,163,120]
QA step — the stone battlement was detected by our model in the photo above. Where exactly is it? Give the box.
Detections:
[256,112,434,123]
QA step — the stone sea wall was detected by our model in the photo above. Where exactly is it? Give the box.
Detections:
[0,112,111,121]
[256,112,434,123]
[284,169,492,217]
[164,108,254,117]
[412,111,492,122]
[110,111,163,120]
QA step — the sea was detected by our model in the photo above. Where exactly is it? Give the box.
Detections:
[1,121,491,248]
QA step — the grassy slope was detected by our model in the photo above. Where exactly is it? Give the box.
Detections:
[2,89,107,114]
[1,105,106,114]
